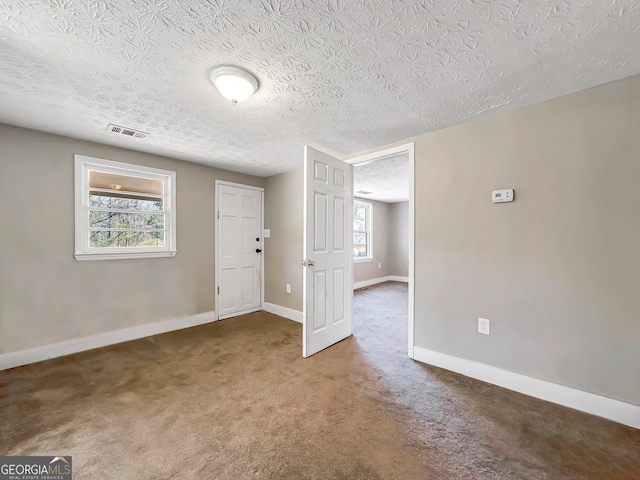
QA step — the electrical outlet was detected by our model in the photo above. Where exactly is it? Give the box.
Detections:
[286,284,291,294]
[478,318,490,335]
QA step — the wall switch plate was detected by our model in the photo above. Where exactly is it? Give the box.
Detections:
[492,189,514,203]
[286,284,291,294]
[263,229,271,238]
[478,318,491,335]
[378,263,382,269]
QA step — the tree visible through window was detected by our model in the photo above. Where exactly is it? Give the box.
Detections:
[353,201,372,259]
[88,172,165,248]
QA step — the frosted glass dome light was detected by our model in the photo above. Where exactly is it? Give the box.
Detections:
[210,66,259,104]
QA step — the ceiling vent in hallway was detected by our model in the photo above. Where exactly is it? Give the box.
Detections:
[107,124,149,139]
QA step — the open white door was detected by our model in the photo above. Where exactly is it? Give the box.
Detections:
[303,146,353,358]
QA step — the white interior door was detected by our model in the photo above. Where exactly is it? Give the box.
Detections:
[303,146,353,357]
[217,183,263,319]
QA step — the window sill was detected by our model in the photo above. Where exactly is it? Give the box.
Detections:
[74,250,177,261]
[353,258,373,263]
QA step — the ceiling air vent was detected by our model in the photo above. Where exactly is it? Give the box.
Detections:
[356,190,373,195]
[107,124,149,139]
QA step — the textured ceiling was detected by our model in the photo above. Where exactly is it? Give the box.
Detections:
[354,153,409,203]
[0,1,639,177]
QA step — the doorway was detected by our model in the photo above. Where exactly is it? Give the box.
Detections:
[215,181,264,320]
[346,143,415,358]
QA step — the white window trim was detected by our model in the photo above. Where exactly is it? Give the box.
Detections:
[74,155,177,261]
[353,199,373,262]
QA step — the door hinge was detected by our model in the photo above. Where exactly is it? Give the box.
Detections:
[217,211,219,219]
[217,286,220,294]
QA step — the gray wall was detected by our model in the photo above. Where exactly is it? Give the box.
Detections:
[0,124,263,354]
[264,168,304,311]
[388,201,409,277]
[353,198,390,283]
[347,75,640,406]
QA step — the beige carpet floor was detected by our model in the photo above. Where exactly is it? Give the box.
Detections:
[1,282,639,479]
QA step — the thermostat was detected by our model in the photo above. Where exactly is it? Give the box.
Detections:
[492,189,514,203]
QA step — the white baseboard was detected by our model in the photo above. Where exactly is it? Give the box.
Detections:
[354,276,409,289]
[263,302,303,323]
[354,276,390,289]
[389,275,409,282]
[218,307,261,321]
[0,311,217,371]
[413,346,640,430]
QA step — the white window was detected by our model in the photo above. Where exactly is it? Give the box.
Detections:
[74,155,176,261]
[353,200,372,261]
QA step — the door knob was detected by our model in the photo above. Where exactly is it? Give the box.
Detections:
[256,249,262,253]
[306,260,315,267]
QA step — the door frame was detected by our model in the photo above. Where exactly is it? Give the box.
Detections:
[344,142,416,359]
[214,180,265,320]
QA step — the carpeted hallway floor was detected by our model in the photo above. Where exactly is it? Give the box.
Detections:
[1,282,639,479]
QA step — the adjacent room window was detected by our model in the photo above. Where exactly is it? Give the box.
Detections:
[74,155,176,261]
[353,200,372,261]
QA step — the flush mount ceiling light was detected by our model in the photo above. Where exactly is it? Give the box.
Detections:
[209,66,259,104]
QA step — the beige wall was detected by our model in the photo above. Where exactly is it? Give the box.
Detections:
[347,75,640,405]
[0,124,263,354]
[353,199,409,282]
[388,201,409,277]
[354,198,390,283]
[263,168,304,311]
